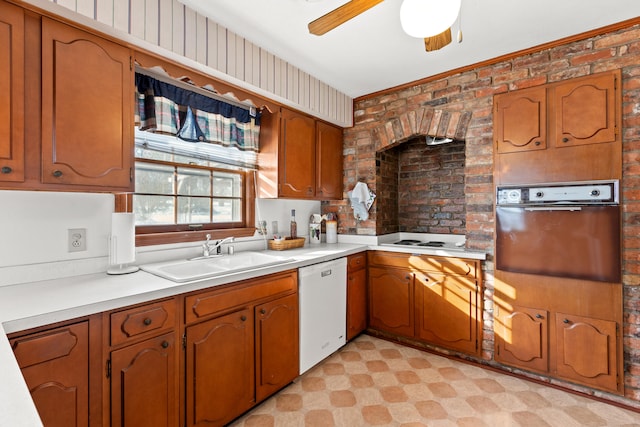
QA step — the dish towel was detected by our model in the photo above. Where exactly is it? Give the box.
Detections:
[348,182,376,221]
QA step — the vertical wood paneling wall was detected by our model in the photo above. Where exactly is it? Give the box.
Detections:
[36,0,353,127]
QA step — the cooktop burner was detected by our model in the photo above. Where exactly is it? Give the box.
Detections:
[418,241,446,247]
[393,239,422,245]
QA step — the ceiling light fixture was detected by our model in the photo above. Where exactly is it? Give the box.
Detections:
[399,0,461,38]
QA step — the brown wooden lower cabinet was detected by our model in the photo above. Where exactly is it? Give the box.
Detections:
[368,251,482,356]
[255,293,299,402]
[11,270,300,427]
[110,332,179,427]
[184,270,299,427]
[556,312,618,392]
[414,271,478,354]
[495,306,549,373]
[185,308,255,427]
[347,268,368,340]
[494,270,622,394]
[10,321,90,427]
[369,266,415,336]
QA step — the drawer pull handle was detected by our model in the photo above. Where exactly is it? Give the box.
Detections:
[143,318,152,326]
[161,341,169,349]
[52,170,63,177]
[241,315,247,321]
[1,166,11,174]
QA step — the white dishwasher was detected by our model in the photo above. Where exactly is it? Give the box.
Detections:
[298,257,347,374]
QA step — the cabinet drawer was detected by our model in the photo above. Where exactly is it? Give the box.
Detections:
[369,251,477,278]
[185,270,297,324]
[410,255,477,278]
[110,299,176,346]
[348,253,367,271]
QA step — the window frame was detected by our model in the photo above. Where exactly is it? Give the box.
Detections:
[115,163,256,247]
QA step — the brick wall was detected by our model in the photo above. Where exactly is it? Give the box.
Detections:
[326,23,640,405]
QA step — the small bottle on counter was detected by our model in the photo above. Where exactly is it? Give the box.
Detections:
[290,209,297,239]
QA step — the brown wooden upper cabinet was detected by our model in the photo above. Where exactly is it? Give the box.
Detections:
[0,1,25,183]
[258,107,343,200]
[494,70,621,184]
[41,18,134,190]
[494,86,547,154]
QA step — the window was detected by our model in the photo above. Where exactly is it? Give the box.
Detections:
[131,130,256,246]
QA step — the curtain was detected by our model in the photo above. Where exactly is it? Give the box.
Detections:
[135,73,260,152]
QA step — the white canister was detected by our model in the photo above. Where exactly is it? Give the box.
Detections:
[309,223,321,244]
[325,220,338,244]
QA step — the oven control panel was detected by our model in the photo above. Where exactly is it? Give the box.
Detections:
[497,180,619,205]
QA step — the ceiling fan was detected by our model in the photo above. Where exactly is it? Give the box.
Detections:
[308,0,460,52]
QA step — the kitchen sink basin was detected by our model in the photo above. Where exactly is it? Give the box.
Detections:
[140,251,294,282]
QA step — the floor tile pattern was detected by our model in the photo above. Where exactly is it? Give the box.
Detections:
[230,335,640,426]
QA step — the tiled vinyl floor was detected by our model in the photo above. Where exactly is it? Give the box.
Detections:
[230,334,640,427]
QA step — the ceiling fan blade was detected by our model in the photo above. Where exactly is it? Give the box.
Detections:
[424,28,452,52]
[308,0,384,35]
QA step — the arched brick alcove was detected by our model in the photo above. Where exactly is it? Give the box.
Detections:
[374,108,472,151]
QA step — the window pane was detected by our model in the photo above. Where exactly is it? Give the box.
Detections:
[136,163,174,194]
[212,199,241,222]
[178,197,211,224]
[177,167,211,196]
[134,195,175,225]
[213,172,242,197]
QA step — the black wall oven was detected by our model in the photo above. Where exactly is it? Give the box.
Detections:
[495,180,620,283]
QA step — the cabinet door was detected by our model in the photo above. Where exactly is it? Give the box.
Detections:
[415,272,477,354]
[553,72,617,148]
[255,293,299,402]
[185,308,254,427]
[555,313,619,392]
[41,18,133,189]
[494,86,546,153]
[279,108,315,198]
[0,1,24,183]
[11,322,89,427]
[494,306,548,373]
[368,267,414,337]
[315,121,343,200]
[110,332,178,427]
[347,267,367,341]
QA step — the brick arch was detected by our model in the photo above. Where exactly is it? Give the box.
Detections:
[375,108,472,151]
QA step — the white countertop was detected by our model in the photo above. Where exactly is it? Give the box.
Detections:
[0,240,486,426]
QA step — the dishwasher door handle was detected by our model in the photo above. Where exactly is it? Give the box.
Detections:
[321,269,332,277]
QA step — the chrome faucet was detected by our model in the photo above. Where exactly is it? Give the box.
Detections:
[202,234,234,257]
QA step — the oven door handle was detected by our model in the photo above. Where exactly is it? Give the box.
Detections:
[523,206,583,212]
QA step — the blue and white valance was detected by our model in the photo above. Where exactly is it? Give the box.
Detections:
[135,73,260,152]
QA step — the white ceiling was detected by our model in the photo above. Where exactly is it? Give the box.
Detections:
[179,0,640,99]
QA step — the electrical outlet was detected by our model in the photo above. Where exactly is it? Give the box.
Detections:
[68,228,86,252]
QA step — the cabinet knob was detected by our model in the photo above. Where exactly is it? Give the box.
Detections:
[52,170,63,177]
[562,137,569,143]
[535,314,543,319]
[143,318,152,326]
[161,340,169,349]
[563,318,570,324]
[260,308,266,315]
[534,141,541,146]
[241,315,247,321]
[1,166,11,174]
